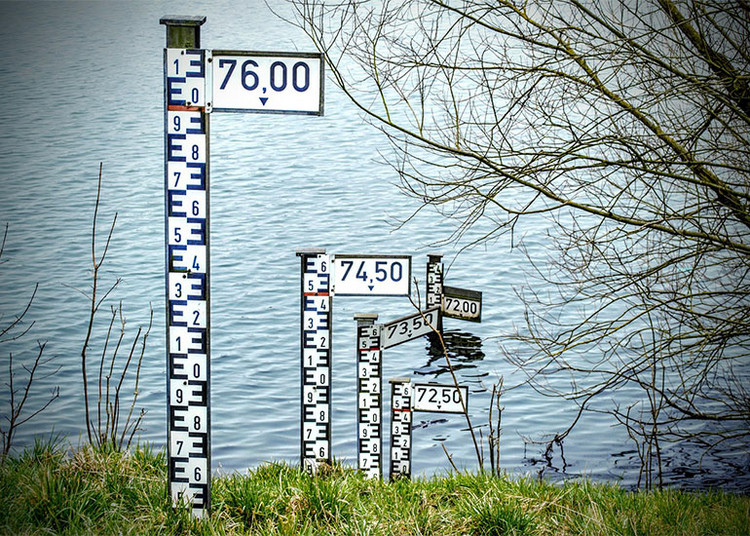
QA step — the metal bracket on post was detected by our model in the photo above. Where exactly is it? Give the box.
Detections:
[298,249,332,474]
[389,378,413,480]
[355,313,382,479]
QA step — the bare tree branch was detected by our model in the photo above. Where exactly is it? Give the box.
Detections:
[290,0,750,486]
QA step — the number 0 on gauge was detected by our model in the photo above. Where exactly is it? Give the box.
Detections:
[333,255,411,296]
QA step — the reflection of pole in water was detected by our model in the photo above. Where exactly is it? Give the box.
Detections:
[422,253,486,379]
[419,329,485,378]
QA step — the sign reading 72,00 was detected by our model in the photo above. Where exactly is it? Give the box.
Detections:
[210,50,324,115]
[333,255,411,296]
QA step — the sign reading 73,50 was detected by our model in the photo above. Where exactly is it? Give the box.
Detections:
[209,50,323,115]
[333,255,411,296]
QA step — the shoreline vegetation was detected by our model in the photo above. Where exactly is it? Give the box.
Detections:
[0,442,748,535]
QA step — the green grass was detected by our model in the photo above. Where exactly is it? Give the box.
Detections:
[1,442,748,535]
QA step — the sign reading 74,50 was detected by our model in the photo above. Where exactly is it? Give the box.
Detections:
[210,50,324,115]
[333,255,411,296]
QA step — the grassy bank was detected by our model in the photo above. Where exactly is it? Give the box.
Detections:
[1,442,748,535]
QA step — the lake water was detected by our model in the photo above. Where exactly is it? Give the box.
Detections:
[0,0,747,491]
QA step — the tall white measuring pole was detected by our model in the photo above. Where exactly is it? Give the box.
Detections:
[162,16,210,518]
[162,15,324,516]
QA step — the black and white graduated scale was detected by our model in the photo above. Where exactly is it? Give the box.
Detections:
[298,253,411,474]
[161,15,326,516]
[298,250,332,473]
[164,45,211,517]
[389,379,413,479]
[388,377,470,480]
[355,314,382,479]
[426,254,444,321]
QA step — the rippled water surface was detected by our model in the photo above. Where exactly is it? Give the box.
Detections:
[0,0,747,491]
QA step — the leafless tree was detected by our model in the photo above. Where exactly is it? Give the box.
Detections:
[73,164,152,451]
[0,224,60,459]
[288,0,750,486]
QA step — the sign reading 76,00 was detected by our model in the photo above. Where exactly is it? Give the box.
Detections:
[333,255,411,296]
[210,50,323,115]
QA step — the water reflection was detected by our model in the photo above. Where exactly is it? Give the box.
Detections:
[611,438,750,492]
[524,437,571,482]
[414,329,487,380]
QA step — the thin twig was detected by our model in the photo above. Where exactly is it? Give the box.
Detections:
[409,278,484,472]
[0,284,38,343]
[1,227,59,459]
[441,443,459,473]
[97,306,118,446]
[120,306,152,450]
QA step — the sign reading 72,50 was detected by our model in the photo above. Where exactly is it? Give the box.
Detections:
[413,383,469,414]
[210,50,324,115]
[332,255,411,296]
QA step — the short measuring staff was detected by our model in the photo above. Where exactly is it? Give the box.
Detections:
[355,314,382,479]
[298,250,333,474]
[388,378,470,480]
[426,253,483,324]
[426,254,444,331]
[389,378,414,480]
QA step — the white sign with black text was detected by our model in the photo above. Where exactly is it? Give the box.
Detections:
[333,255,411,296]
[380,307,439,349]
[412,383,469,414]
[442,285,482,323]
[210,51,323,114]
